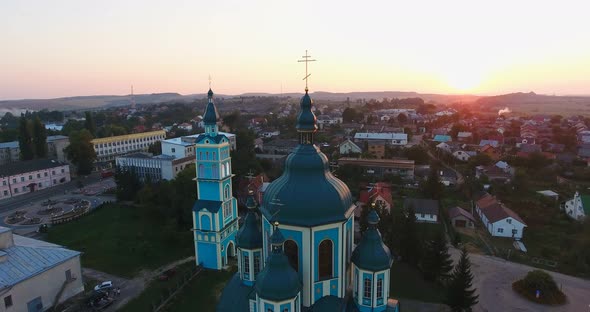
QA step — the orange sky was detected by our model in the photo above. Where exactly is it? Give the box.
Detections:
[1,0,589,100]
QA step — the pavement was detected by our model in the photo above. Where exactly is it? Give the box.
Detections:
[450,247,590,312]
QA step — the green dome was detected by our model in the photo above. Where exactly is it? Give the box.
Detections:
[203,89,219,125]
[351,210,393,271]
[236,194,263,249]
[261,144,353,227]
[254,229,301,301]
[296,91,318,132]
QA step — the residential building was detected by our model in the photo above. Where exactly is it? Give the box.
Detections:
[453,150,472,162]
[161,131,236,158]
[115,152,194,182]
[433,135,452,143]
[0,159,70,200]
[475,193,526,239]
[479,140,500,148]
[338,139,362,155]
[448,206,475,228]
[404,198,439,223]
[479,144,501,161]
[564,192,589,221]
[46,135,70,163]
[0,141,19,165]
[92,130,166,162]
[0,227,83,311]
[338,158,415,180]
[358,182,393,214]
[475,165,512,183]
[457,132,473,142]
[367,141,386,159]
[177,122,193,132]
[354,132,408,146]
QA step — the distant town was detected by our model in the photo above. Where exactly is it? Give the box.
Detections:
[0,89,589,311]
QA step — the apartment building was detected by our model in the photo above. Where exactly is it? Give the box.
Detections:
[0,159,71,200]
[91,130,166,162]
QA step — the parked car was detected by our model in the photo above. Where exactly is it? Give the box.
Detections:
[94,281,113,291]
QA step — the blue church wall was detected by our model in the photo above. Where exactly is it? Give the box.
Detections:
[200,215,211,231]
[280,303,291,312]
[314,283,323,302]
[313,227,339,281]
[198,181,221,201]
[197,242,218,269]
[329,279,338,296]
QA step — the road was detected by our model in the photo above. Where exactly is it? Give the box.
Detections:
[450,248,590,312]
[422,142,465,185]
[0,172,103,213]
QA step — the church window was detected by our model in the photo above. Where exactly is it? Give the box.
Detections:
[284,240,299,272]
[198,164,205,178]
[213,164,219,178]
[283,309,288,312]
[363,278,372,300]
[206,152,209,160]
[199,152,202,160]
[224,185,230,199]
[223,202,231,219]
[318,240,333,280]
[213,152,216,160]
[254,254,261,276]
[243,254,250,274]
[377,278,383,299]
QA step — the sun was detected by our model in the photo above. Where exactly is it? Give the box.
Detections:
[444,69,482,93]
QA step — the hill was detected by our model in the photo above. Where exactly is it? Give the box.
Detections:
[475,92,590,115]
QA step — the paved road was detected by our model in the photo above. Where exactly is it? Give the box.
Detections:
[0,172,103,213]
[450,248,590,312]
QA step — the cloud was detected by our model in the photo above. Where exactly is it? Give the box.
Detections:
[498,107,511,115]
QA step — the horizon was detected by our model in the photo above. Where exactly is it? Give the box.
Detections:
[1,0,589,100]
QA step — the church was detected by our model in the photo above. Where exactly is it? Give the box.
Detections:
[192,73,400,311]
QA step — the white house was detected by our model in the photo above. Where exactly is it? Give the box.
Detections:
[0,227,84,312]
[404,198,439,223]
[436,142,452,153]
[339,139,362,155]
[564,192,589,221]
[178,122,193,132]
[452,150,471,162]
[354,133,408,146]
[475,193,527,239]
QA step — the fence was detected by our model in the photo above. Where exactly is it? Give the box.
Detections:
[151,265,203,312]
[50,205,90,225]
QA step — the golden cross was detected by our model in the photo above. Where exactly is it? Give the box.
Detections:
[297,50,316,92]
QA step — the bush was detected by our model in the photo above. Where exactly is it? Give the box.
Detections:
[512,270,566,305]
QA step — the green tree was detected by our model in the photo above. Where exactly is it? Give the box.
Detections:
[446,247,479,311]
[421,229,453,282]
[422,164,443,200]
[397,113,408,125]
[231,129,262,177]
[18,115,35,160]
[114,167,142,201]
[33,117,47,158]
[400,205,421,265]
[148,141,162,155]
[450,124,467,140]
[223,110,242,132]
[66,129,96,175]
[84,112,96,136]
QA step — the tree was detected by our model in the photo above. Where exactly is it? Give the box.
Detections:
[422,164,443,200]
[66,129,96,175]
[33,117,47,158]
[148,141,162,155]
[342,107,362,123]
[400,205,421,265]
[84,112,96,136]
[421,229,453,282]
[397,113,408,125]
[403,145,430,165]
[18,115,35,160]
[446,247,478,311]
[115,167,142,201]
[223,110,242,132]
[450,124,467,140]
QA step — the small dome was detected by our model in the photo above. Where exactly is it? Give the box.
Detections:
[296,92,318,132]
[351,210,392,271]
[203,89,219,125]
[261,144,353,227]
[254,228,301,301]
[236,211,262,250]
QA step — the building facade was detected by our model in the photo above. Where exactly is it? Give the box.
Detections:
[46,135,70,163]
[564,192,589,221]
[214,86,399,311]
[0,227,84,312]
[0,142,20,166]
[338,158,415,180]
[0,159,70,200]
[115,152,194,181]
[91,130,166,162]
[192,89,239,270]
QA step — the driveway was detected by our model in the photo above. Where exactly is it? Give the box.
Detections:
[450,248,590,312]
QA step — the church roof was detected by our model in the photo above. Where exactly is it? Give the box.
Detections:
[236,195,263,249]
[196,133,228,144]
[254,228,301,301]
[261,144,354,227]
[351,210,392,271]
[192,199,223,213]
[296,91,318,132]
[216,274,253,312]
[203,88,220,125]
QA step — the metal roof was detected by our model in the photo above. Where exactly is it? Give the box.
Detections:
[354,133,407,141]
[0,159,67,177]
[0,141,19,149]
[0,231,80,289]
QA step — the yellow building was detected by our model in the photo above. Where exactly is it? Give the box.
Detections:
[91,130,166,162]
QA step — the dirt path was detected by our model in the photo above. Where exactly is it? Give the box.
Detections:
[83,256,196,311]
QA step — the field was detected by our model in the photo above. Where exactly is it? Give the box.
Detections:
[46,203,194,278]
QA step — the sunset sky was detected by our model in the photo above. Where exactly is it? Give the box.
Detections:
[1,0,589,100]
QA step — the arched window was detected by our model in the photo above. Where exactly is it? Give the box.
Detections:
[284,240,299,272]
[213,152,216,160]
[206,152,209,160]
[318,240,333,280]
[221,163,226,177]
[224,185,230,199]
[225,162,230,176]
[212,164,219,178]
[198,164,205,178]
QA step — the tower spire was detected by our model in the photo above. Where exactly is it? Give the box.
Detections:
[297,50,316,92]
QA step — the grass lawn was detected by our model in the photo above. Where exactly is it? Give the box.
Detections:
[389,262,445,304]
[162,268,235,312]
[120,262,199,312]
[46,203,194,278]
